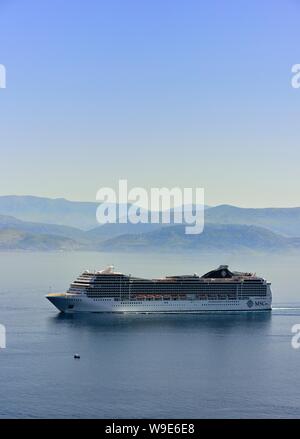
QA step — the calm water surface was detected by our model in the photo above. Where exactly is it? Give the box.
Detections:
[0,251,300,418]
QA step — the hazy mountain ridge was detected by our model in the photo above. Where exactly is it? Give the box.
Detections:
[0,196,300,252]
[86,222,169,241]
[1,214,300,252]
[97,224,300,253]
[1,195,300,237]
[205,204,300,237]
[0,214,88,241]
[0,229,82,251]
[0,195,98,230]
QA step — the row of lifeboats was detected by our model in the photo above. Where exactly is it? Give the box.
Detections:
[132,294,187,300]
[130,294,234,300]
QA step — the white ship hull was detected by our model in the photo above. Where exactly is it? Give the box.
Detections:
[47,294,272,314]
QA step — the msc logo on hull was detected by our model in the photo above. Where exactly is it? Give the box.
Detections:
[247,300,254,308]
[255,301,268,306]
[247,300,269,308]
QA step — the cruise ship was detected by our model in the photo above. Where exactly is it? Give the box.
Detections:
[46,265,272,313]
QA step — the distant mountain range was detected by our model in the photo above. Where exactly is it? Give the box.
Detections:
[0,196,98,230]
[0,214,87,240]
[97,224,300,253]
[0,213,300,253]
[0,195,300,252]
[205,205,300,237]
[1,195,300,237]
[0,195,205,231]
[0,229,82,251]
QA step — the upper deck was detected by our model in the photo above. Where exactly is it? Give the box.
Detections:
[65,265,269,300]
[74,265,264,283]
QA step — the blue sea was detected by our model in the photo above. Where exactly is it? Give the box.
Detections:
[1,251,300,418]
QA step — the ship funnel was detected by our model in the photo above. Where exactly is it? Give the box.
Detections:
[99,265,115,274]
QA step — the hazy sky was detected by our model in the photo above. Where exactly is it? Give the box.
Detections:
[0,0,299,207]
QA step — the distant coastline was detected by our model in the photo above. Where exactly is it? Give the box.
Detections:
[0,195,300,253]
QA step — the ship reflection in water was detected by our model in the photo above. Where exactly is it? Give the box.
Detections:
[51,309,272,331]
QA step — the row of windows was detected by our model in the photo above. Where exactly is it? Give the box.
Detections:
[79,283,266,290]
[88,296,259,302]
[85,291,267,299]
[87,300,250,307]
